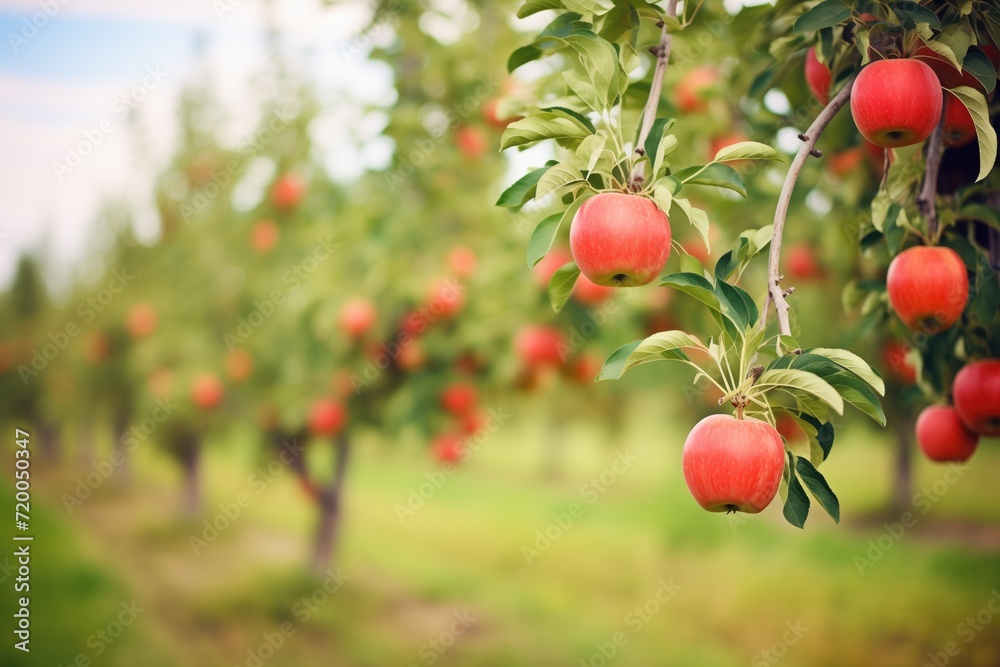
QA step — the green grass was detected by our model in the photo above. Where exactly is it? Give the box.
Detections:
[7,408,1000,667]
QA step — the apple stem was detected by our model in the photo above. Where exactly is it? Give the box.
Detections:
[629,0,678,190]
[917,91,947,243]
[765,76,855,337]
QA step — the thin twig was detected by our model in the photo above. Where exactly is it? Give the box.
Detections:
[629,0,678,190]
[765,77,856,336]
[917,91,947,242]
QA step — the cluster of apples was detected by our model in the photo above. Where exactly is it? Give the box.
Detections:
[433,382,485,463]
[916,360,1000,463]
[248,174,308,255]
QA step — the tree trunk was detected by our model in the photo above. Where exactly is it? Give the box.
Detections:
[38,422,59,463]
[890,414,914,513]
[178,433,201,519]
[311,435,350,577]
[113,409,131,486]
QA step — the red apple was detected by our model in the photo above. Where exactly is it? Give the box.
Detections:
[533,248,573,287]
[427,278,464,318]
[805,47,832,105]
[916,404,978,462]
[515,326,566,368]
[447,246,477,279]
[914,45,1000,93]
[397,340,426,371]
[272,174,305,210]
[569,353,601,385]
[573,273,614,305]
[775,414,805,443]
[882,340,917,384]
[309,398,346,436]
[456,126,488,159]
[225,349,253,383]
[682,414,785,514]
[440,383,477,417]
[483,98,516,130]
[850,59,943,148]
[952,359,1000,436]
[827,147,864,178]
[251,220,279,254]
[675,67,719,113]
[787,244,821,279]
[887,246,968,332]
[943,95,976,148]
[191,373,224,410]
[433,434,465,464]
[570,192,672,287]
[339,298,376,338]
[460,411,487,435]
[126,302,157,339]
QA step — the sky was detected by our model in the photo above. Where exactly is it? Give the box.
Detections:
[0,0,399,292]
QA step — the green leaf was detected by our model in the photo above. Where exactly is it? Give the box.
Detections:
[783,460,811,528]
[674,163,747,197]
[799,413,834,461]
[517,0,565,19]
[643,117,675,172]
[971,252,1000,326]
[749,67,776,98]
[596,330,702,381]
[963,47,997,94]
[509,45,543,72]
[795,458,840,523]
[711,141,783,163]
[526,213,564,268]
[496,163,555,207]
[560,31,624,108]
[929,23,972,71]
[660,272,757,340]
[945,86,997,182]
[870,189,891,232]
[650,183,672,217]
[548,262,580,313]
[535,162,587,199]
[768,353,884,425]
[890,1,941,31]
[793,0,851,34]
[500,110,593,151]
[576,134,608,173]
[756,368,845,415]
[808,347,885,395]
[540,105,596,133]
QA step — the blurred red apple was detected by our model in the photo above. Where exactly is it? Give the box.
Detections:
[805,46,832,104]
[251,219,279,254]
[460,411,487,435]
[272,174,305,210]
[569,353,601,384]
[225,349,253,383]
[515,326,566,368]
[914,45,1000,93]
[397,340,426,371]
[433,433,465,464]
[309,398,346,436]
[883,340,917,384]
[126,302,157,339]
[533,247,573,287]
[440,383,477,417]
[827,147,864,178]
[85,332,110,364]
[148,367,173,399]
[339,298,377,338]
[191,373,224,410]
[675,67,719,113]
[456,126,488,159]
[573,273,614,305]
[483,98,516,130]
[943,95,976,148]
[775,414,805,442]
[427,279,464,318]
[787,244,822,279]
[447,246,477,279]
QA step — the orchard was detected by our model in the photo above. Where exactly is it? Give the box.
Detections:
[1,1,1000,666]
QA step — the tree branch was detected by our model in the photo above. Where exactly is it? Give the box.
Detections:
[629,0,678,190]
[766,77,855,336]
[917,91,947,241]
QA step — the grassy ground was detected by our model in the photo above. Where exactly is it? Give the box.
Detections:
[4,405,1000,667]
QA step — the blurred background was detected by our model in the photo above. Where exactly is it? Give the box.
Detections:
[1,1,999,666]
